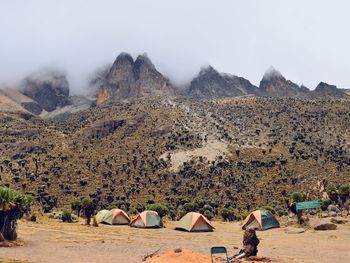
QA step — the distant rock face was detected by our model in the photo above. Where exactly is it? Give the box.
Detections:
[96,53,172,105]
[259,67,309,97]
[186,66,258,98]
[22,71,70,112]
[42,96,93,121]
[309,82,348,98]
[0,87,43,115]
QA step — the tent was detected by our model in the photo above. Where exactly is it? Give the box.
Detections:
[95,209,131,225]
[242,210,280,231]
[175,212,215,232]
[130,210,163,228]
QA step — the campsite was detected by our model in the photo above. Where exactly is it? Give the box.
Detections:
[1,214,350,263]
[2,1,350,262]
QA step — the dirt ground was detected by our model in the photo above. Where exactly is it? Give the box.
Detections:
[1,217,350,263]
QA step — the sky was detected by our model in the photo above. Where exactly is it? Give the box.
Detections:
[0,0,349,94]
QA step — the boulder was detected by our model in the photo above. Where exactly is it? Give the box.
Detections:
[328,211,338,217]
[328,205,340,213]
[314,223,337,231]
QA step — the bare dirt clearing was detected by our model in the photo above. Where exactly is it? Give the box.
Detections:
[160,140,229,172]
[1,218,350,263]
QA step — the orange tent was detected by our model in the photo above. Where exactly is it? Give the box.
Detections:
[175,212,214,232]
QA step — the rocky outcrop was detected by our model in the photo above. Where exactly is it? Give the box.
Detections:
[186,66,258,98]
[42,96,93,121]
[309,82,348,98]
[258,67,309,97]
[22,70,70,112]
[96,53,172,105]
[0,87,43,115]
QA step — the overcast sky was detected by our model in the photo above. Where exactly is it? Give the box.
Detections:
[0,0,349,94]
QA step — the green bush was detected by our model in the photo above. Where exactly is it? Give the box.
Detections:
[183,202,198,213]
[274,206,287,217]
[71,199,83,217]
[146,203,169,218]
[326,185,337,194]
[62,209,73,223]
[338,184,350,195]
[291,192,304,203]
[176,205,187,220]
[203,210,214,220]
[321,199,332,211]
[81,197,91,207]
[0,187,34,241]
[219,208,234,221]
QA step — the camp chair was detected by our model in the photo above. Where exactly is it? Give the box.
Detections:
[210,246,229,263]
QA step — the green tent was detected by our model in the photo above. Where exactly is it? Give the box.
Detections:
[175,212,214,232]
[130,210,163,228]
[95,209,131,225]
[242,210,280,231]
[95,209,111,224]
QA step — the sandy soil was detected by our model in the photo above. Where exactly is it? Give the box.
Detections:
[1,218,350,263]
[160,140,229,172]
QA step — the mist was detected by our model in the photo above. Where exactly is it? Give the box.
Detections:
[1,0,350,95]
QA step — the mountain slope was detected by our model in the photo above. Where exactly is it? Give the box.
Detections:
[1,97,350,217]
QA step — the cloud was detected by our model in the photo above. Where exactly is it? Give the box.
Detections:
[0,0,350,94]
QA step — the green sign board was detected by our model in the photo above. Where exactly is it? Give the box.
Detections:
[296,200,320,210]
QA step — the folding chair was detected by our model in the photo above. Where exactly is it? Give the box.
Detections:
[210,246,229,263]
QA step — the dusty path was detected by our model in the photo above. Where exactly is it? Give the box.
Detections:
[1,218,350,263]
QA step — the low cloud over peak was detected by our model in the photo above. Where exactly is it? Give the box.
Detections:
[0,0,350,94]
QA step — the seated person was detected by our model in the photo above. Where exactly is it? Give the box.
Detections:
[235,228,260,259]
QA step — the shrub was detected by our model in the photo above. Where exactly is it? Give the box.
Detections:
[71,199,83,217]
[81,197,96,225]
[338,184,350,204]
[62,209,73,223]
[327,185,337,194]
[183,202,198,213]
[291,192,303,203]
[338,184,350,195]
[219,208,234,221]
[274,206,287,217]
[326,185,338,202]
[176,205,187,220]
[146,203,169,218]
[321,199,332,211]
[0,187,33,241]
[203,210,214,220]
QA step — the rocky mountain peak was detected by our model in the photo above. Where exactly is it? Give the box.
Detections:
[259,67,307,97]
[186,65,258,98]
[262,66,284,81]
[310,82,348,98]
[96,52,172,105]
[198,65,217,76]
[22,70,70,112]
